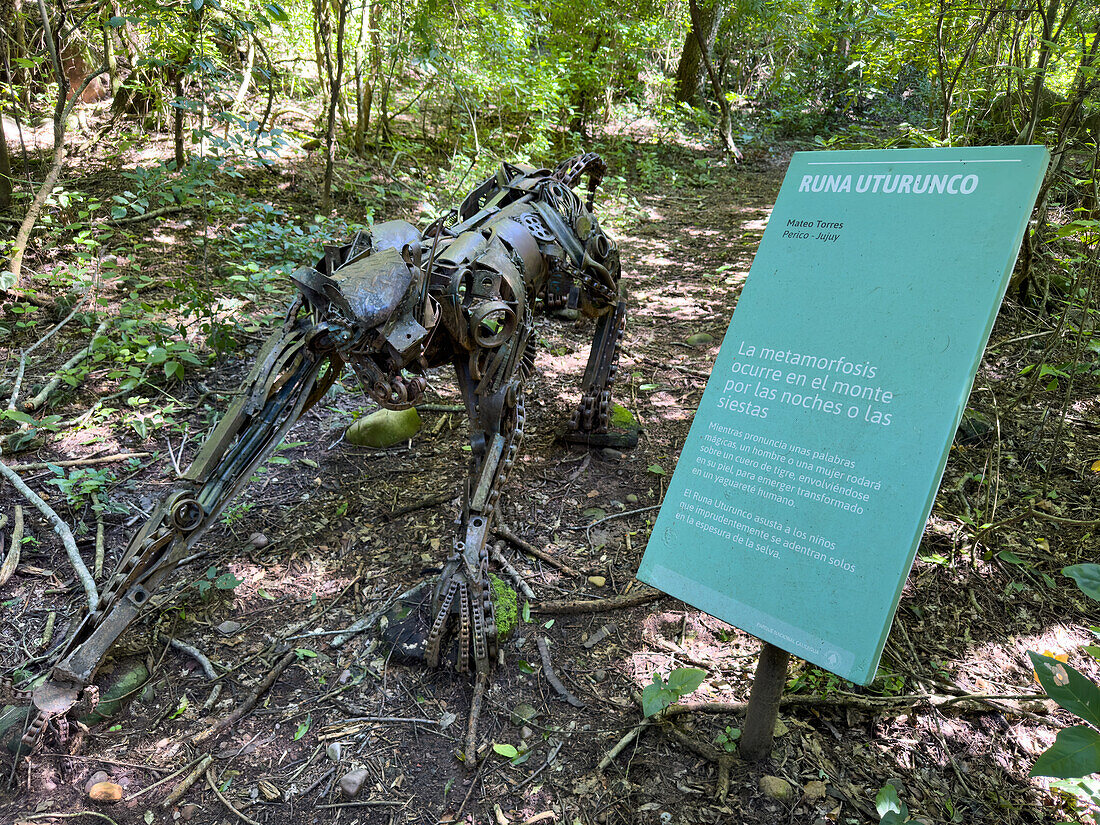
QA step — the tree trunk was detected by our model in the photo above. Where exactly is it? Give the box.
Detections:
[0,119,11,211]
[687,0,741,160]
[354,1,380,155]
[674,0,725,104]
[1018,0,1076,144]
[103,6,120,96]
[321,0,346,212]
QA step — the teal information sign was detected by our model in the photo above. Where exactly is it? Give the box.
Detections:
[637,146,1049,684]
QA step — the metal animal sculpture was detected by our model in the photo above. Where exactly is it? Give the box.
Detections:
[3,152,627,758]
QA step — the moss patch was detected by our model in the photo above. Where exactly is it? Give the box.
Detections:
[610,402,638,429]
[489,573,518,640]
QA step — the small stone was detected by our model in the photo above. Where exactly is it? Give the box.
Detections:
[686,332,715,347]
[626,493,639,504]
[803,780,827,801]
[338,768,369,799]
[326,742,342,762]
[249,533,269,549]
[773,718,789,738]
[88,781,123,803]
[600,448,623,461]
[759,775,794,802]
[588,575,606,588]
[216,620,242,636]
[592,669,607,683]
[553,308,580,321]
[520,725,534,740]
[84,771,110,794]
[178,803,200,821]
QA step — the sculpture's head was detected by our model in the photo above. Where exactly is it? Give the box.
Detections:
[292,221,434,408]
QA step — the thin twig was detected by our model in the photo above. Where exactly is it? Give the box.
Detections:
[193,649,298,743]
[24,813,121,825]
[206,766,261,825]
[534,586,664,616]
[493,525,582,578]
[513,739,563,790]
[107,205,185,225]
[2,452,150,472]
[0,450,97,611]
[536,636,584,708]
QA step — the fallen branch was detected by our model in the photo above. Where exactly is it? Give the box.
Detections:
[25,320,110,411]
[493,524,581,578]
[24,813,121,825]
[664,723,735,799]
[206,766,260,825]
[159,754,213,808]
[534,586,664,615]
[656,689,1051,719]
[3,452,151,473]
[169,638,223,711]
[465,670,490,766]
[597,718,650,772]
[107,205,185,225]
[536,636,584,708]
[0,453,97,611]
[490,541,535,599]
[388,491,453,518]
[6,300,84,411]
[0,507,22,587]
[192,649,298,743]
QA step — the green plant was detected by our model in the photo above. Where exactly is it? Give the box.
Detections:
[875,784,914,824]
[194,566,243,599]
[221,501,255,526]
[714,725,741,752]
[45,466,116,515]
[1027,563,1100,800]
[787,665,843,695]
[640,667,706,717]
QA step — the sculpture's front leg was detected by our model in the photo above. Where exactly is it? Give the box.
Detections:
[14,308,342,754]
[425,363,525,675]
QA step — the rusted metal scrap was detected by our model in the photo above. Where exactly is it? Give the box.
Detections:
[2,152,630,758]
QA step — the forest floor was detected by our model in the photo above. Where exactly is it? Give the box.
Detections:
[1,123,1099,825]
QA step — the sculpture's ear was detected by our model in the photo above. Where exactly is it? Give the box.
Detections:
[401,242,422,269]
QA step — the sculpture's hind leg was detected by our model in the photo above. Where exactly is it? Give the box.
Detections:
[567,299,636,447]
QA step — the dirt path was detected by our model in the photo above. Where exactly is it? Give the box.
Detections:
[2,142,1095,825]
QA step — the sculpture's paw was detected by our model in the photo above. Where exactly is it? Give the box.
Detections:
[381,562,498,675]
[424,564,498,675]
[564,397,640,449]
[9,679,89,755]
